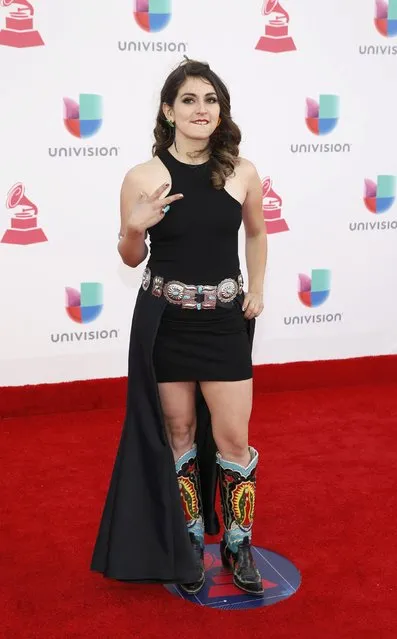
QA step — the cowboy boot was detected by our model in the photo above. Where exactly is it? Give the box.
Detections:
[175,444,205,595]
[217,446,264,596]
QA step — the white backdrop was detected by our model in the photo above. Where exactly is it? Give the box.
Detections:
[1,0,397,386]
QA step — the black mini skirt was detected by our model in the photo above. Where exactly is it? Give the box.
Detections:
[152,295,252,383]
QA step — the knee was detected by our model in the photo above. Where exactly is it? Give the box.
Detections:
[216,434,249,466]
[165,416,196,458]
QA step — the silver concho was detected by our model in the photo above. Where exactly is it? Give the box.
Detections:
[142,267,151,291]
[163,281,185,304]
[152,276,164,297]
[217,278,238,303]
[237,274,244,295]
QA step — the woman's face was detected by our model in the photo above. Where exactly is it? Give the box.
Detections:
[165,76,221,141]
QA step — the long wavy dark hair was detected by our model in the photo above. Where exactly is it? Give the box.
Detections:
[152,59,242,190]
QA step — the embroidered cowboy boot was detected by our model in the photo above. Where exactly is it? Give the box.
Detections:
[175,444,205,595]
[217,446,264,596]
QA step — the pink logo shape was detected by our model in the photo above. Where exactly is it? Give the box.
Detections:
[1,182,47,245]
[262,177,289,234]
[255,0,296,53]
[0,0,44,48]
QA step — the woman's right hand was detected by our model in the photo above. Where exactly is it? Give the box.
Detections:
[127,183,184,235]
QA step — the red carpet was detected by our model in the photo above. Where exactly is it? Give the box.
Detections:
[2,354,397,419]
[1,363,397,637]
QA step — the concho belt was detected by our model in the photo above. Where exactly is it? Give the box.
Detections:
[141,267,243,310]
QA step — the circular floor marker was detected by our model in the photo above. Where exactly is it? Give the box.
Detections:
[164,544,301,610]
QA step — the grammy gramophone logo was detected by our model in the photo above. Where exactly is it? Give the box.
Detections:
[0,0,44,48]
[255,0,296,53]
[261,177,289,234]
[1,182,47,245]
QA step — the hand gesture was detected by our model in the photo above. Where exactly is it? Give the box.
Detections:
[127,183,183,234]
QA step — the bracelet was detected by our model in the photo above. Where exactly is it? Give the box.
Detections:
[119,229,148,240]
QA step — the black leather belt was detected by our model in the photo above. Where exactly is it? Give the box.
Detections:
[141,267,243,310]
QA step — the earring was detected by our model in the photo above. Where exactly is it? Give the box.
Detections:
[217,117,222,127]
[166,119,175,128]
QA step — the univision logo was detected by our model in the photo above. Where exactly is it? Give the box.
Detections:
[118,0,187,53]
[375,0,397,37]
[50,282,119,343]
[63,94,103,139]
[364,174,396,213]
[359,0,397,55]
[298,269,330,307]
[48,94,119,159]
[349,175,397,232]
[290,95,352,155]
[305,95,339,136]
[284,269,343,325]
[65,282,103,323]
[134,0,172,32]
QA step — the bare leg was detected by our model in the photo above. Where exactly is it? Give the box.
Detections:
[199,378,263,596]
[199,379,253,467]
[157,380,205,594]
[158,381,197,460]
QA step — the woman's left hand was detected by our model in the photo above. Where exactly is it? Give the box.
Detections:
[242,292,264,319]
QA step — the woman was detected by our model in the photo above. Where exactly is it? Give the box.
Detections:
[91,59,267,597]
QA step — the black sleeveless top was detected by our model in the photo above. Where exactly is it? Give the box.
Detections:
[147,149,242,284]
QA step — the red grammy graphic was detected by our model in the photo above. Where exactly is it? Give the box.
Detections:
[262,177,289,234]
[0,0,44,47]
[1,182,47,245]
[255,0,296,53]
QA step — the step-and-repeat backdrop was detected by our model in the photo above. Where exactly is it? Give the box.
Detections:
[1,0,397,386]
